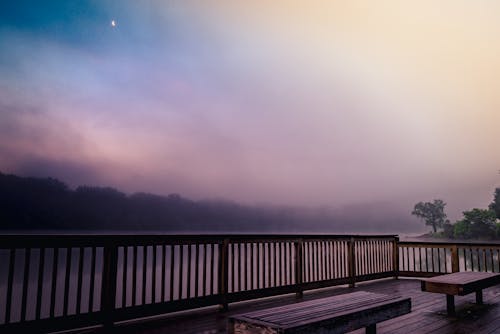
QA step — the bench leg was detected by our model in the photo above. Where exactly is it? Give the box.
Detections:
[446,294,455,316]
[366,324,376,334]
[476,290,483,304]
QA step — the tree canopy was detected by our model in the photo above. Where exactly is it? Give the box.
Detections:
[489,188,500,219]
[411,199,449,233]
[453,208,497,239]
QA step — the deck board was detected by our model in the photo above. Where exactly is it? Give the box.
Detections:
[91,278,500,334]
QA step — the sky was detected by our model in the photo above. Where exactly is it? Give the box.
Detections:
[1,1,499,224]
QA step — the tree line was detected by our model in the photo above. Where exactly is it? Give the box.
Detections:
[1,171,416,233]
[412,188,500,239]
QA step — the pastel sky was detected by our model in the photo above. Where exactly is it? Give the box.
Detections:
[1,1,499,222]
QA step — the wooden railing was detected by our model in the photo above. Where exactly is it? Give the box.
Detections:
[0,234,397,333]
[398,241,500,277]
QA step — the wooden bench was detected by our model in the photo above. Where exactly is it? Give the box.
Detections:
[228,291,411,334]
[421,271,500,316]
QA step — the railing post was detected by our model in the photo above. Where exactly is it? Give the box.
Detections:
[101,243,118,329]
[218,238,229,311]
[451,245,459,273]
[294,239,303,298]
[393,236,400,279]
[348,237,356,288]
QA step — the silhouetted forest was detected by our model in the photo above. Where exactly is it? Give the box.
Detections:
[0,172,418,232]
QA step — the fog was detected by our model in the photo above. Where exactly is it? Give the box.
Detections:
[1,1,500,228]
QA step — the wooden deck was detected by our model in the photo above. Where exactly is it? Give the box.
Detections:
[93,278,500,334]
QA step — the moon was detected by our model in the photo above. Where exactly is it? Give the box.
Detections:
[111,20,116,27]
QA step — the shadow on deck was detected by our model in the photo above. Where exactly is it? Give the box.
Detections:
[93,278,500,334]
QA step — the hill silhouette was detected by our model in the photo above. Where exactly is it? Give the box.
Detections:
[0,172,419,233]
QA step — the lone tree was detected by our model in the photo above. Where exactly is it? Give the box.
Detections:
[412,199,449,233]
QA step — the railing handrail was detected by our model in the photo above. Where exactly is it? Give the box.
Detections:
[0,234,397,248]
[398,240,500,248]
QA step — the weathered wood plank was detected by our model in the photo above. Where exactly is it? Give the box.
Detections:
[230,291,411,334]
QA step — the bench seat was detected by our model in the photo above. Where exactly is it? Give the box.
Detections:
[421,271,500,315]
[228,291,411,334]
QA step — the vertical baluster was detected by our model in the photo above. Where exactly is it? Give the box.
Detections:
[5,248,15,323]
[20,248,31,322]
[490,249,494,272]
[367,241,371,274]
[238,242,246,291]
[477,248,481,272]
[424,247,428,272]
[379,241,383,272]
[471,248,475,271]
[122,247,128,307]
[437,248,442,273]
[311,241,318,282]
[341,241,345,278]
[344,240,348,277]
[243,243,248,290]
[368,241,372,274]
[335,242,340,278]
[418,247,422,272]
[325,242,330,280]
[187,244,191,298]
[497,249,500,272]
[88,247,96,313]
[369,241,374,274]
[366,241,370,274]
[152,245,157,303]
[142,246,148,304]
[373,240,377,273]
[161,245,166,302]
[463,248,467,271]
[250,243,254,289]
[308,242,313,282]
[195,243,199,297]
[231,243,235,292]
[431,248,435,272]
[36,248,45,320]
[370,241,374,274]
[363,241,367,275]
[384,241,388,272]
[274,243,278,286]
[366,240,375,274]
[334,241,338,277]
[404,247,408,272]
[132,246,138,305]
[318,242,322,281]
[101,244,119,328]
[483,248,487,272]
[210,243,215,295]
[76,247,84,314]
[256,243,261,288]
[63,248,72,316]
[202,244,207,296]
[289,242,293,284]
[380,240,384,272]
[179,245,184,299]
[315,241,320,281]
[321,242,325,280]
[169,245,174,300]
[268,243,272,287]
[443,248,451,273]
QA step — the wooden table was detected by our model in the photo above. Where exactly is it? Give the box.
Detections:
[421,271,500,316]
[228,291,411,334]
